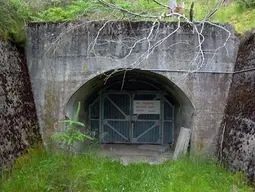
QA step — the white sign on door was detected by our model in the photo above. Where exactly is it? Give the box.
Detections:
[133,100,160,114]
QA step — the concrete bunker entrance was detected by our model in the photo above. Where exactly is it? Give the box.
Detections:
[66,69,194,149]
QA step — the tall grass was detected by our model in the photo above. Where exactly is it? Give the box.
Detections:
[0,147,253,192]
[0,0,254,45]
[0,0,30,45]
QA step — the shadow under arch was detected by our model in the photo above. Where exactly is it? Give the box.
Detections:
[66,69,194,146]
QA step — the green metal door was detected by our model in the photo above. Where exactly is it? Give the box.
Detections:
[89,91,174,144]
[101,93,131,143]
[131,93,161,144]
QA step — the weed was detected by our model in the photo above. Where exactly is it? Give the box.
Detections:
[0,147,254,192]
[1,0,254,45]
[52,101,93,168]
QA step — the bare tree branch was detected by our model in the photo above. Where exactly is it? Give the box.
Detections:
[41,0,231,88]
[204,0,226,21]
[151,0,170,9]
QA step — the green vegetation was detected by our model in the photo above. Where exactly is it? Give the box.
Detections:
[236,0,255,8]
[52,101,93,167]
[212,2,255,34]
[52,101,93,153]
[0,147,253,192]
[0,0,32,45]
[0,0,254,46]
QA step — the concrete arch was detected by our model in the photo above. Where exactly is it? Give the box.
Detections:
[66,69,194,146]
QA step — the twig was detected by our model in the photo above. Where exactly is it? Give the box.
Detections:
[151,0,170,9]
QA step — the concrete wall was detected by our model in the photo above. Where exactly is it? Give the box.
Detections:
[0,40,41,170]
[27,21,239,154]
[219,31,255,183]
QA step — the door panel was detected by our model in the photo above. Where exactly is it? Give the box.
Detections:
[132,93,161,144]
[89,97,100,138]
[163,97,174,144]
[102,93,131,143]
[132,121,160,143]
[102,120,130,143]
[163,121,173,144]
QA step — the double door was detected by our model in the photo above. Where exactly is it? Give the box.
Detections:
[101,92,161,144]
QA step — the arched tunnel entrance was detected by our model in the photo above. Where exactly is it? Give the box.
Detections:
[66,69,194,147]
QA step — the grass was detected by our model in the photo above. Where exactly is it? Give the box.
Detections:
[1,0,255,46]
[211,2,255,34]
[0,147,254,192]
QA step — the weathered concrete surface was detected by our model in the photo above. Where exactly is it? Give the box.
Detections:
[173,127,191,160]
[0,41,41,170]
[99,144,173,165]
[27,21,239,155]
[219,31,255,184]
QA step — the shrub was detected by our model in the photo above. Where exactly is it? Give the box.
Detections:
[0,0,31,45]
[236,0,255,8]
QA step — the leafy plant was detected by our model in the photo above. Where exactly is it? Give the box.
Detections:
[52,101,93,167]
[236,0,255,8]
[0,0,254,45]
[35,1,100,21]
[0,0,30,45]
